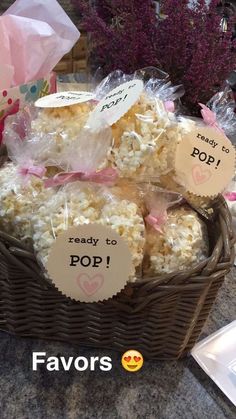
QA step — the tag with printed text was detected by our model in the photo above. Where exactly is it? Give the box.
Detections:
[46,224,133,303]
[175,126,236,197]
[87,80,144,127]
[35,91,95,108]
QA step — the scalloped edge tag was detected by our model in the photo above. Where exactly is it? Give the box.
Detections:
[87,79,144,127]
[46,224,133,303]
[175,126,236,197]
[35,91,95,108]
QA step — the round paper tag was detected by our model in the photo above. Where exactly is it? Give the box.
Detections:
[35,91,95,108]
[175,126,236,197]
[46,224,133,303]
[87,79,144,127]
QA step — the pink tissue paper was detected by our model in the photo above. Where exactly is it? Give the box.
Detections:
[0,0,80,142]
[1,0,80,87]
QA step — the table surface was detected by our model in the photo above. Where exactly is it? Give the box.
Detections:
[0,271,235,419]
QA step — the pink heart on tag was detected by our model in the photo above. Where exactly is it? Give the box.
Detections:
[76,273,104,296]
[192,165,212,185]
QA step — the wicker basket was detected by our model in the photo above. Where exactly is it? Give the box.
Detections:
[0,139,234,359]
[0,189,234,359]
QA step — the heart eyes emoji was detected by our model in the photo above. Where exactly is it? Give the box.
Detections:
[121,350,144,372]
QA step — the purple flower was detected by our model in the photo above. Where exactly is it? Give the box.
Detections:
[73,0,236,115]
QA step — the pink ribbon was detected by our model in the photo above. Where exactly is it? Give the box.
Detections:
[164,100,175,113]
[145,193,183,233]
[199,103,225,134]
[18,165,46,178]
[145,210,168,233]
[44,167,118,188]
[224,192,236,202]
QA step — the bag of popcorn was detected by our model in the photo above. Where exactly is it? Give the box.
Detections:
[159,94,236,221]
[142,186,209,276]
[87,67,185,180]
[31,101,94,153]
[31,125,146,281]
[3,107,62,172]
[2,98,95,167]
[33,181,146,282]
[0,118,55,239]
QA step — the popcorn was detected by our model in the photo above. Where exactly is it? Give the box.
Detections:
[107,93,181,178]
[32,103,92,136]
[0,162,53,239]
[30,103,93,161]
[0,71,211,284]
[32,182,145,280]
[144,206,209,275]
[100,199,145,277]
[160,172,215,219]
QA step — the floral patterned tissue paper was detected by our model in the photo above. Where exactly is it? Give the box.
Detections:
[0,73,57,143]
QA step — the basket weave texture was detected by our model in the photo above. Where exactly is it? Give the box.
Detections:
[0,194,234,359]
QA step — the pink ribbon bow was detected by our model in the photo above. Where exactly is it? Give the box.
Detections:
[145,210,168,233]
[44,167,118,188]
[224,192,236,202]
[145,193,183,233]
[18,165,46,178]
[199,103,225,134]
[164,100,175,113]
